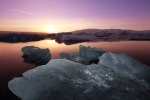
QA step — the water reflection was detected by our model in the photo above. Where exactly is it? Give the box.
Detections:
[0,40,150,99]
[0,40,150,82]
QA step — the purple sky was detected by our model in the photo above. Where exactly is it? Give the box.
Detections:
[0,0,150,32]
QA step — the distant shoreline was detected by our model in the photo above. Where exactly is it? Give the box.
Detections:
[0,29,150,43]
[0,32,55,43]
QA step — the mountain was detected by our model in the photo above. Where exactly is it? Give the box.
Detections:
[72,28,150,35]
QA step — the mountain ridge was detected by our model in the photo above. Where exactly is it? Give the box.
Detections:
[72,28,150,34]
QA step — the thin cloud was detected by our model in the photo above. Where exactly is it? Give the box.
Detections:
[0,7,36,15]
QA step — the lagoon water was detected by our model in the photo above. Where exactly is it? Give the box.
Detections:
[0,40,150,100]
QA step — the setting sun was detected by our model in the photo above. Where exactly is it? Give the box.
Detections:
[45,27,56,33]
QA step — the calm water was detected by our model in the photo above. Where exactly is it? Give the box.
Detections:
[0,40,150,100]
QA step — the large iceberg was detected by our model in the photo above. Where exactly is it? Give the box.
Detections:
[98,52,150,90]
[8,59,150,100]
[21,46,51,65]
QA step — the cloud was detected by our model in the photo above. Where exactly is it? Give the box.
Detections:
[0,7,36,15]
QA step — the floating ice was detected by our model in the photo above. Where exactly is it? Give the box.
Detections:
[59,45,103,65]
[59,52,89,64]
[59,52,70,59]
[79,45,105,61]
[21,46,51,65]
[98,52,150,90]
[8,59,150,100]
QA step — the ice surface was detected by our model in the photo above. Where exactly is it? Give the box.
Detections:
[59,52,89,64]
[21,46,51,65]
[8,59,150,100]
[59,52,71,59]
[59,45,103,65]
[79,45,105,61]
[98,52,150,90]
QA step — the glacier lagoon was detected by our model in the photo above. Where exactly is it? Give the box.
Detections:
[0,40,150,99]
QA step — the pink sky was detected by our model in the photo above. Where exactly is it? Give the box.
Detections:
[0,0,150,33]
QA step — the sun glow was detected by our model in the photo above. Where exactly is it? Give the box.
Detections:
[45,27,56,33]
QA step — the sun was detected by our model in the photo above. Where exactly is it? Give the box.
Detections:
[45,27,55,33]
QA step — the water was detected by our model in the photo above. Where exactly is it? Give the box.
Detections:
[0,40,150,100]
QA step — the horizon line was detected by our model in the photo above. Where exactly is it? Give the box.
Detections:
[0,28,150,34]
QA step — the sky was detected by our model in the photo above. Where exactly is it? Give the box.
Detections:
[0,0,150,33]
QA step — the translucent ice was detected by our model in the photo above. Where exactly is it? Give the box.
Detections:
[98,52,150,90]
[59,45,103,65]
[59,52,89,64]
[8,59,150,100]
[79,45,105,60]
[21,46,51,65]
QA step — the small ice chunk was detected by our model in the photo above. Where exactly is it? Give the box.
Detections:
[59,52,90,65]
[79,45,105,60]
[21,46,51,65]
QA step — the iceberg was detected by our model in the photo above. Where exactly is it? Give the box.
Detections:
[21,46,51,65]
[8,59,150,100]
[59,52,71,60]
[79,45,105,61]
[59,45,104,65]
[60,52,90,64]
[98,52,150,90]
